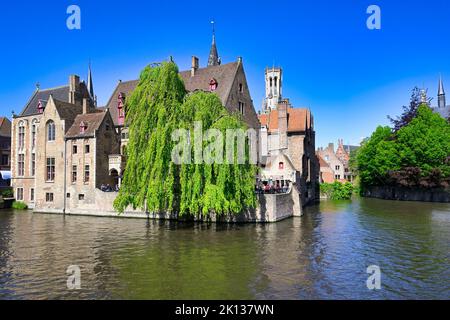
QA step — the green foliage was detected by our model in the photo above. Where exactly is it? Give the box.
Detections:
[114,62,258,217]
[356,104,450,188]
[12,201,28,210]
[1,188,13,198]
[320,182,355,200]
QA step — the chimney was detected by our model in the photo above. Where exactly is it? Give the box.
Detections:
[191,56,199,77]
[82,98,89,114]
[278,100,288,150]
[328,143,335,152]
[69,75,81,105]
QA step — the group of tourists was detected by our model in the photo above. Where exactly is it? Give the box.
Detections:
[100,184,120,193]
[255,180,291,194]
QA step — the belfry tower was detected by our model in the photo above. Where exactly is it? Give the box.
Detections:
[264,67,282,112]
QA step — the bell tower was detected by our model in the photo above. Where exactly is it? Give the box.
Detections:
[264,67,282,112]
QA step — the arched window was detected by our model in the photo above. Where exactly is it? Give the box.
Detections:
[31,119,38,149]
[18,121,25,150]
[279,162,284,170]
[47,121,56,142]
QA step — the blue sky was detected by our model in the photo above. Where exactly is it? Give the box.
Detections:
[1,0,449,148]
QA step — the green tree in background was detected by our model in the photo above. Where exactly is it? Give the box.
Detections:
[396,105,450,175]
[114,62,257,216]
[356,102,450,189]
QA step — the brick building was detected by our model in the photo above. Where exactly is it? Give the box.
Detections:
[317,140,358,183]
[0,117,11,171]
[11,32,261,213]
[258,67,319,208]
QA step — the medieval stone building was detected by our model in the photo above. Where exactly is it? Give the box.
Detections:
[11,71,121,211]
[11,32,261,214]
[258,67,320,209]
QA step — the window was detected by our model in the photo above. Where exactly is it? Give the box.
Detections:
[18,124,25,150]
[67,193,71,198]
[46,158,55,182]
[239,83,243,93]
[47,121,56,141]
[118,93,125,126]
[16,188,24,201]
[209,79,218,92]
[80,121,88,133]
[30,188,35,202]
[73,145,78,154]
[85,145,90,154]
[105,121,111,131]
[239,102,245,115]
[72,165,77,183]
[31,153,36,176]
[335,175,341,180]
[46,193,54,202]
[31,123,36,149]
[121,132,129,140]
[79,194,85,201]
[37,100,44,114]
[335,165,341,171]
[18,154,25,176]
[84,165,90,183]
[1,154,9,166]
[279,162,284,170]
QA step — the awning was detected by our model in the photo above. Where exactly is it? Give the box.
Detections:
[0,171,11,180]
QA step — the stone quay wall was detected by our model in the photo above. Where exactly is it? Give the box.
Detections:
[34,187,304,223]
[363,186,450,203]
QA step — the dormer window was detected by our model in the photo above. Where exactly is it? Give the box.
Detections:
[118,93,125,125]
[209,79,218,92]
[80,121,88,134]
[37,100,44,114]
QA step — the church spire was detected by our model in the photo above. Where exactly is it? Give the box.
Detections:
[438,75,446,108]
[208,21,220,67]
[87,61,95,99]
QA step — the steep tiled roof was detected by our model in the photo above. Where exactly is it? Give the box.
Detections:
[65,111,108,139]
[52,98,83,133]
[259,108,311,133]
[20,86,70,117]
[179,62,239,104]
[104,80,139,126]
[105,62,240,126]
[0,117,11,137]
[317,155,330,168]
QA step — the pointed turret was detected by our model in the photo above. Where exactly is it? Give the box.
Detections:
[438,75,446,109]
[208,21,220,67]
[87,62,95,100]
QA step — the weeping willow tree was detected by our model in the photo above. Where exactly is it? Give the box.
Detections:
[114,61,258,217]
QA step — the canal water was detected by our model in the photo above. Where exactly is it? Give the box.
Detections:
[0,198,449,300]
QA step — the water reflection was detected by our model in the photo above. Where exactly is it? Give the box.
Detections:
[0,198,449,300]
